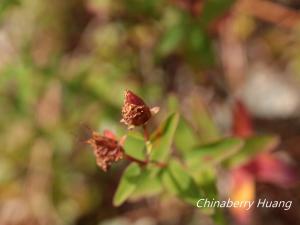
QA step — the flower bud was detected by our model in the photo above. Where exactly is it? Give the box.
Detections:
[121,90,158,128]
[86,130,124,172]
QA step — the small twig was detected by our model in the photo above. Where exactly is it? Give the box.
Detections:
[150,129,163,143]
[124,154,147,166]
[124,154,166,168]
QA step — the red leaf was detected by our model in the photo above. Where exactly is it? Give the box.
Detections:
[232,100,253,138]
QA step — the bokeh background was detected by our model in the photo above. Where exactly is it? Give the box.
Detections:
[0,0,300,225]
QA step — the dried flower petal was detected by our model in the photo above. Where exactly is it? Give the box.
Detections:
[86,131,124,171]
[121,90,154,128]
[150,106,160,115]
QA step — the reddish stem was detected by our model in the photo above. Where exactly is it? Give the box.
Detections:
[142,124,150,141]
[149,160,167,168]
[124,154,166,168]
[124,154,147,166]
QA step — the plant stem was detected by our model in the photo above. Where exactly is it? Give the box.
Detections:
[124,154,147,166]
[149,160,167,168]
[142,124,150,141]
[142,124,152,160]
[124,154,166,168]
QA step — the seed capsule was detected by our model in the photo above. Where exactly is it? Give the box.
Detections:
[121,90,159,128]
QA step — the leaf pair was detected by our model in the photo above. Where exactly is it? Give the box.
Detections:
[114,159,203,207]
[114,113,180,206]
[113,163,162,206]
[161,160,204,205]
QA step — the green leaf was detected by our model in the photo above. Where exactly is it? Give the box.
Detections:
[225,135,279,168]
[185,138,243,171]
[123,132,146,161]
[188,94,220,143]
[129,167,162,200]
[113,163,164,205]
[150,113,179,162]
[113,163,141,206]
[174,118,198,155]
[161,160,203,205]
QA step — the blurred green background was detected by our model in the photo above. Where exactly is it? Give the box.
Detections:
[0,0,300,225]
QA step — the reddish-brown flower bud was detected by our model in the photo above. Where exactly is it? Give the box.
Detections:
[86,130,124,172]
[121,90,159,128]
